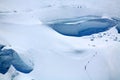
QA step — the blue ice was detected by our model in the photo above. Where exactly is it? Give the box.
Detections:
[48,16,117,37]
[112,17,120,33]
[116,25,120,33]
[0,45,33,74]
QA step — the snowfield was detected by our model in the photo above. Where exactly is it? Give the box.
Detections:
[0,0,120,80]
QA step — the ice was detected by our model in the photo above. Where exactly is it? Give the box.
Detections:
[0,45,33,74]
[0,44,5,50]
[112,17,120,33]
[48,16,117,37]
[116,25,120,33]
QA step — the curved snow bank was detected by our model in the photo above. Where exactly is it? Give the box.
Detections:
[0,45,33,74]
[48,16,117,37]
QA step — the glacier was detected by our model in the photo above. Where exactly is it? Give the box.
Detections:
[0,0,120,80]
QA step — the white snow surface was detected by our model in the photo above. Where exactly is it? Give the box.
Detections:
[0,0,120,80]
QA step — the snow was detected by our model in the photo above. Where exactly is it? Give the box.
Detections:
[0,0,120,80]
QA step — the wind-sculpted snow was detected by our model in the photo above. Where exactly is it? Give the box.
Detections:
[0,44,33,74]
[48,16,117,37]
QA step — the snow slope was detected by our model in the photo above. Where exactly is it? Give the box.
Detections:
[0,0,120,80]
[0,14,120,80]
